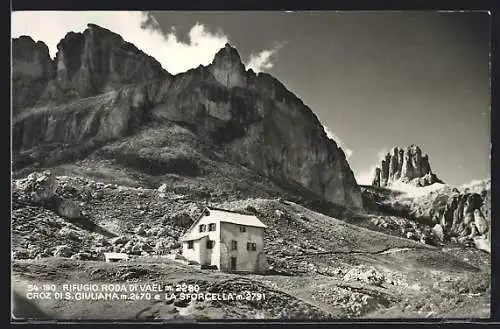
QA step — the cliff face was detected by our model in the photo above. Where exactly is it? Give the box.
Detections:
[439,190,489,242]
[409,180,491,252]
[371,145,443,188]
[12,36,54,113]
[47,24,167,100]
[12,24,169,113]
[12,24,171,151]
[12,25,362,207]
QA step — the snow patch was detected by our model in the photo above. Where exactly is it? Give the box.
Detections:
[390,181,448,198]
[460,178,490,190]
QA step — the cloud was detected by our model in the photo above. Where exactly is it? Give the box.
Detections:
[377,147,390,159]
[354,147,392,185]
[246,42,286,73]
[354,166,378,185]
[11,11,229,74]
[323,125,353,160]
[12,11,287,75]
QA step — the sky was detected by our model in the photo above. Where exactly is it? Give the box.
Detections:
[11,11,491,186]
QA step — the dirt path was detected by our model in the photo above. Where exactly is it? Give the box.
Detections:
[12,253,490,321]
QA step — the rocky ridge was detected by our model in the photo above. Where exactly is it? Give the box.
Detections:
[371,145,443,188]
[361,178,491,253]
[11,170,491,319]
[12,24,361,207]
[12,24,168,111]
[10,24,491,321]
[409,181,491,253]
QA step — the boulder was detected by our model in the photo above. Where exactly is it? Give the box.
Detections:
[134,224,148,236]
[122,240,135,252]
[158,184,168,193]
[56,198,83,219]
[473,236,490,253]
[140,241,153,251]
[59,184,78,197]
[94,237,111,247]
[14,171,58,202]
[57,227,81,241]
[432,224,444,242]
[53,245,73,258]
[246,205,258,213]
[343,266,385,286]
[130,244,142,255]
[111,235,129,245]
[92,190,105,200]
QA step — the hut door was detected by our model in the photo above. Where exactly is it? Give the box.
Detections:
[230,257,237,271]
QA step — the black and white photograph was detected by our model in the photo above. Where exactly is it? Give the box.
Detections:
[11,10,491,321]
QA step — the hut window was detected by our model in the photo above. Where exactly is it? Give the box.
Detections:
[199,224,206,232]
[240,226,246,232]
[231,240,238,250]
[206,240,214,249]
[208,223,216,231]
[188,241,194,249]
[247,242,257,251]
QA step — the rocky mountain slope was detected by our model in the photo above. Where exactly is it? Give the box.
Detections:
[12,23,361,207]
[360,178,491,253]
[11,24,490,321]
[11,172,490,320]
[371,145,443,188]
[402,179,490,253]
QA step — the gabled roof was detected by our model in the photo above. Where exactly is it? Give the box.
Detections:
[180,233,209,242]
[208,208,267,228]
[182,206,267,239]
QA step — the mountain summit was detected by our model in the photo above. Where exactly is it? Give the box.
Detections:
[209,43,247,88]
[12,24,362,207]
[371,145,443,188]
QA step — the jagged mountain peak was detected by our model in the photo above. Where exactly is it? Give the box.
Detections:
[12,24,363,208]
[371,145,443,188]
[55,24,122,52]
[86,23,114,33]
[13,35,45,46]
[213,43,244,63]
[12,35,51,60]
[208,43,246,88]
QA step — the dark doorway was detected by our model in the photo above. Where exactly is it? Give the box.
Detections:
[230,257,237,271]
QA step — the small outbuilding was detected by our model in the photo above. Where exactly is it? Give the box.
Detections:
[103,252,129,263]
